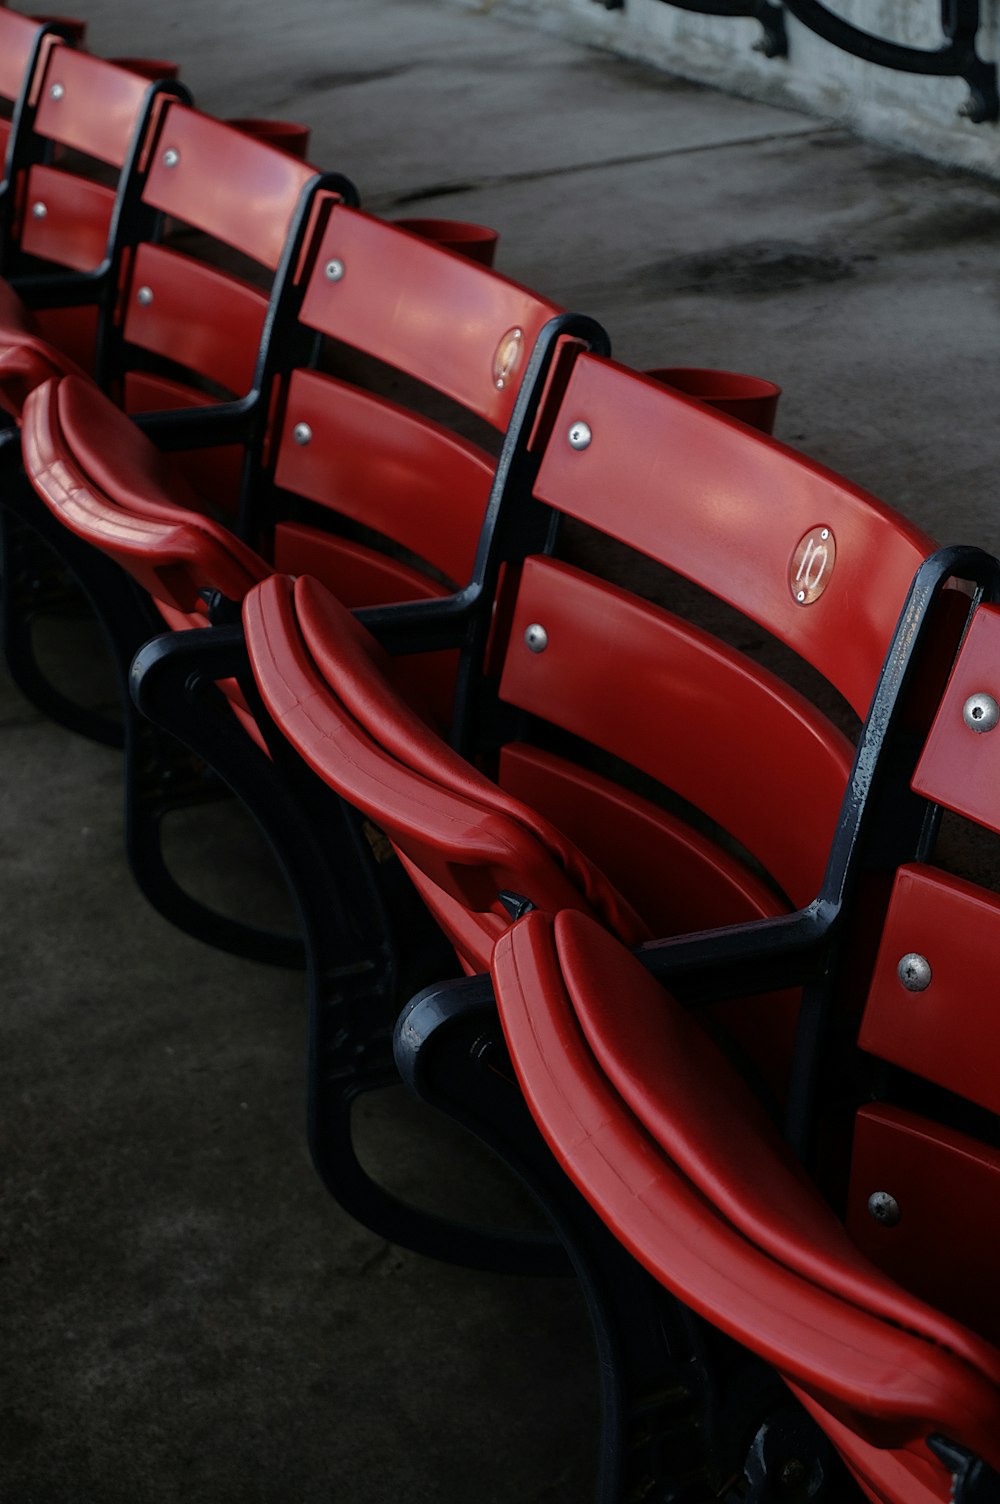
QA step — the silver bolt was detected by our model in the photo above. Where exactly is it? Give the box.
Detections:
[568,421,592,451]
[49,82,64,100]
[820,528,829,540]
[31,202,47,219]
[796,589,806,603]
[897,952,932,992]
[867,1191,901,1227]
[524,623,548,654]
[963,692,1000,734]
[137,286,154,307]
[293,422,312,446]
[162,147,179,168]
[324,258,345,282]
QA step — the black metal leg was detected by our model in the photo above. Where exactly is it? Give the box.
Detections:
[0,475,127,747]
[132,627,566,1267]
[0,463,305,965]
[398,983,717,1499]
[122,688,306,968]
[396,978,863,1501]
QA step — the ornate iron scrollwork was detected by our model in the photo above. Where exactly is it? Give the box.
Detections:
[647,0,788,56]
[597,0,998,123]
[781,0,998,121]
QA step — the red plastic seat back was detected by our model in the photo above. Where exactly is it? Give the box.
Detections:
[479,353,934,923]
[30,44,153,166]
[115,102,322,418]
[0,11,52,108]
[109,102,329,512]
[498,556,854,909]
[15,48,164,271]
[297,205,563,432]
[533,355,933,720]
[272,370,493,590]
[849,602,1000,1345]
[139,102,317,271]
[267,208,558,717]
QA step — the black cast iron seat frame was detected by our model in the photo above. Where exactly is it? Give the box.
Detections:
[118,310,609,1266]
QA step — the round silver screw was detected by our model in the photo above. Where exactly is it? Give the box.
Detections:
[568,420,592,451]
[796,589,806,603]
[293,422,313,446]
[897,952,932,992]
[31,202,47,220]
[963,692,1000,734]
[162,147,180,169]
[137,286,154,307]
[524,623,548,654]
[49,82,65,101]
[324,258,345,283]
[867,1191,901,1227]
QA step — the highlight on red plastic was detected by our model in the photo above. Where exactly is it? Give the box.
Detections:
[394,217,499,267]
[645,366,781,435]
[225,117,311,160]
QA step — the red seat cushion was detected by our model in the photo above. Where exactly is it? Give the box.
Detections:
[0,279,90,420]
[243,573,652,967]
[22,376,271,611]
[492,908,1000,1466]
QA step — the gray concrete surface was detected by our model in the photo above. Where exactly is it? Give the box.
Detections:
[5,1,1000,1499]
[494,0,1000,181]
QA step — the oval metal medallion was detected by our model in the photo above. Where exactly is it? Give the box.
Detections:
[789,525,836,605]
[493,326,523,390]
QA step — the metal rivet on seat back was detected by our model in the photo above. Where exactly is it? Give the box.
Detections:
[963,692,1000,733]
[31,202,47,220]
[162,147,180,168]
[897,952,932,992]
[293,422,313,446]
[867,1191,901,1227]
[324,258,345,282]
[524,623,548,653]
[567,421,592,451]
[49,83,65,100]
[137,286,154,307]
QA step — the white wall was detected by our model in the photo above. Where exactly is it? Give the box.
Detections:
[477,0,1000,176]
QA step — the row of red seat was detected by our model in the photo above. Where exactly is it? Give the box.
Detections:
[3,9,1000,1501]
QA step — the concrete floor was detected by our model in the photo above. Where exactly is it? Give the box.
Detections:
[5,1,1000,1499]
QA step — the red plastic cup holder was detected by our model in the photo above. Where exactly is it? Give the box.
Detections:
[394,217,499,267]
[226,118,311,160]
[109,57,181,81]
[645,367,781,435]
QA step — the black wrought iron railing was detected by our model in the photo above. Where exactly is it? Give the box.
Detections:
[592,0,998,123]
